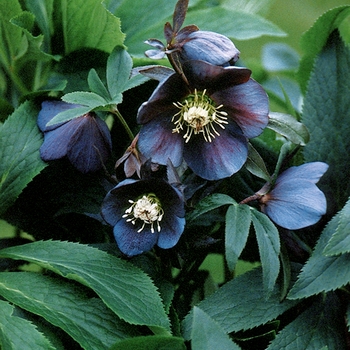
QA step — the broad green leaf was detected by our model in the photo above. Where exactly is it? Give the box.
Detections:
[323,198,350,256]
[107,46,132,99]
[267,294,347,350]
[62,91,109,108]
[186,193,236,223]
[88,68,111,101]
[46,105,91,126]
[268,112,309,146]
[110,335,186,350]
[302,31,350,208]
[182,268,298,339]
[0,299,55,350]
[0,240,170,331]
[191,307,242,350]
[221,0,274,16]
[61,0,125,54]
[245,142,271,181]
[0,272,140,350]
[251,210,280,295]
[262,43,300,72]
[298,6,350,92]
[0,101,47,217]
[288,208,350,300]
[225,204,251,271]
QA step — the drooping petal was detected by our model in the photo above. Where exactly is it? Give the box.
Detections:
[263,179,327,230]
[157,215,185,249]
[113,220,159,256]
[183,121,248,180]
[211,79,269,139]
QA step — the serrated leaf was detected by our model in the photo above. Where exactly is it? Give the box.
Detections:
[251,210,280,295]
[187,193,236,223]
[298,6,350,92]
[61,0,125,55]
[0,272,139,350]
[46,105,91,126]
[0,241,170,331]
[88,68,111,101]
[62,91,109,108]
[0,101,47,217]
[302,32,350,208]
[0,299,55,350]
[182,268,298,339]
[267,294,347,350]
[225,204,251,271]
[268,112,309,146]
[245,142,271,181]
[323,198,350,256]
[191,307,242,350]
[288,208,350,300]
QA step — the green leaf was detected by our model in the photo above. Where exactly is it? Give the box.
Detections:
[61,0,125,55]
[245,142,271,181]
[62,91,109,108]
[0,101,47,217]
[184,8,286,41]
[225,204,251,271]
[110,335,186,350]
[46,105,91,126]
[267,294,347,350]
[0,272,140,350]
[268,112,310,146]
[187,194,236,223]
[107,46,133,99]
[0,299,55,350]
[88,68,111,101]
[191,307,242,350]
[0,240,170,331]
[323,198,350,256]
[251,210,280,295]
[288,206,350,300]
[302,31,350,208]
[297,6,350,92]
[182,268,298,339]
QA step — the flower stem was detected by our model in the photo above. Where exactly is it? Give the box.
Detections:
[111,107,135,142]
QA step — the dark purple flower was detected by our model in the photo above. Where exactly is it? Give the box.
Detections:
[137,60,269,180]
[101,178,185,256]
[38,101,112,173]
[259,162,328,230]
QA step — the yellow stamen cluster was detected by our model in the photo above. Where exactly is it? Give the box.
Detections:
[122,193,164,233]
[172,89,228,142]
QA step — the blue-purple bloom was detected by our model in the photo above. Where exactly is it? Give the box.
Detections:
[259,162,328,230]
[101,178,185,256]
[38,101,112,173]
[137,60,269,180]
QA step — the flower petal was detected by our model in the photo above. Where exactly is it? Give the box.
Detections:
[212,79,269,138]
[157,215,185,249]
[183,121,248,180]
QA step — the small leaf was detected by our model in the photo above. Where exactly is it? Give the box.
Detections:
[88,68,111,101]
[0,299,55,350]
[61,91,109,108]
[191,307,242,350]
[268,112,309,146]
[245,142,271,181]
[46,105,91,126]
[0,101,47,216]
[0,241,170,331]
[172,0,189,33]
[251,210,280,295]
[225,204,251,271]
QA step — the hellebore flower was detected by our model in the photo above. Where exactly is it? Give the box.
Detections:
[101,178,185,256]
[38,101,112,173]
[259,162,328,230]
[137,60,269,180]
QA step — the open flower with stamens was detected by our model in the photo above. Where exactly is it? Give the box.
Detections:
[259,162,329,230]
[137,60,269,180]
[101,178,185,256]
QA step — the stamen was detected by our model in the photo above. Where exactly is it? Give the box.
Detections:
[172,89,228,143]
[123,194,164,233]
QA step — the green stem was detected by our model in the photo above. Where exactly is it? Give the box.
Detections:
[112,107,135,142]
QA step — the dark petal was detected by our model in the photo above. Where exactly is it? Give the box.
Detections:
[182,60,251,93]
[183,121,248,180]
[137,115,184,167]
[276,162,329,185]
[264,179,327,230]
[66,115,112,173]
[157,215,185,249]
[113,220,159,256]
[38,101,82,132]
[212,79,269,139]
[137,73,189,124]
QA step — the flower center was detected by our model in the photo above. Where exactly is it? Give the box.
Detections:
[122,193,164,233]
[172,89,228,143]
